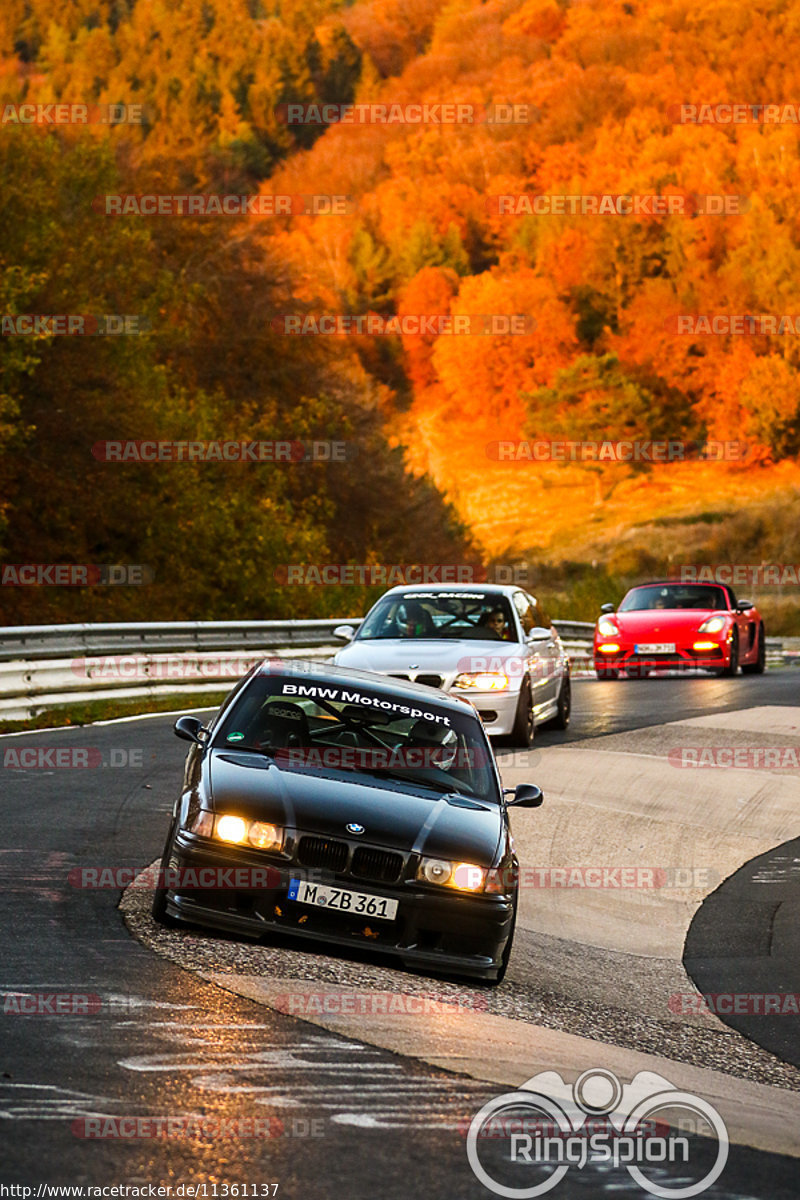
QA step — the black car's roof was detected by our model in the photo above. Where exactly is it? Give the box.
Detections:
[254,658,476,717]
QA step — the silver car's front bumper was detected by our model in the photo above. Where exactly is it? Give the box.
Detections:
[455,687,520,736]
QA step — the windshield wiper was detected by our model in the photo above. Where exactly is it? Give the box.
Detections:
[350,762,478,797]
[219,744,278,760]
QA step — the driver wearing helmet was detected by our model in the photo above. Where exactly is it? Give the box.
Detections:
[406,719,459,772]
[395,602,428,637]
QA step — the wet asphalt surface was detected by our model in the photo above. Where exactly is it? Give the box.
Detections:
[1,671,799,1197]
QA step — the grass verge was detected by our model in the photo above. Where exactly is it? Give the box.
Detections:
[0,691,230,735]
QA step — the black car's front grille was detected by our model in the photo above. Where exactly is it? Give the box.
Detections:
[414,674,443,689]
[351,846,404,884]
[297,836,349,872]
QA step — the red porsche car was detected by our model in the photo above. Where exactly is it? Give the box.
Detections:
[593,581,765,678]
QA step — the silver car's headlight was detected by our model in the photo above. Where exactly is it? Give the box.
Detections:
[453,672,510,691]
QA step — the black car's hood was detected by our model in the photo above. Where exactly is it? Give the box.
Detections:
[207,750,502,865]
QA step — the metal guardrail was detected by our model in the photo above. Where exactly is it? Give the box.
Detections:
[0,620,796,723]
[0,620,361,721]
[0,619,359,662]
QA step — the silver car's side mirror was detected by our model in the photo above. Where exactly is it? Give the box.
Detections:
[333,624,356,641]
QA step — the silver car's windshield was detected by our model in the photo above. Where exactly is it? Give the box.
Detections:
[357,592,516,641]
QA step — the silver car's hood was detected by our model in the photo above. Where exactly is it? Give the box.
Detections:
[333,638,524,674]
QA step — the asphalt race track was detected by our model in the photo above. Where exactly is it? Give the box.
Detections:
[685,833,800,1069]
[1,671,799,1198]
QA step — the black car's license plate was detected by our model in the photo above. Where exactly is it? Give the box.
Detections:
[288,879,398,920]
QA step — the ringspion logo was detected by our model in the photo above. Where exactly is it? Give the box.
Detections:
[467,1068,728,1197]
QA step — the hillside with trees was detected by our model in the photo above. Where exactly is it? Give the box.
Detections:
[2,0,799,624]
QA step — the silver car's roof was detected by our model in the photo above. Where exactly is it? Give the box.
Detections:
[375,582,528,597]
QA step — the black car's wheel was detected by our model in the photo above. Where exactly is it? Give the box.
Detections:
[491,888,518,985]
[595,665,619,680]
[509,678,534,747]
[741,625,766,675]
[550,673,571,729]
[720,630,739,677]
[151,823,180,928]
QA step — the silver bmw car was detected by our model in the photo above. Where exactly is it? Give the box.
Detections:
[331,583,571,746]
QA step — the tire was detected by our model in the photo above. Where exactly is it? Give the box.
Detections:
[151,825,180,928]
[151,886,177,926]
[491,888,518,985]
[741,625,766,675]
[509,678,534,748]
[550,673,571,729]
[720,631,739,677]
[595,665,619,680]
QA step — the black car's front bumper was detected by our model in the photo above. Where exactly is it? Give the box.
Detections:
[160,832,514,980]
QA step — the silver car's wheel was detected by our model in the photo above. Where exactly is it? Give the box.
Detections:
[509,679,534,748]
[550,673,571,729]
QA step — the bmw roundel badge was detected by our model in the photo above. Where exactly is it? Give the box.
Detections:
[346,822,365,835]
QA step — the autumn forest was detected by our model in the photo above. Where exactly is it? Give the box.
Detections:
[2,0,800,629]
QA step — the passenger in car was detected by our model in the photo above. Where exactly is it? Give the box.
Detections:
[480,607,510,638]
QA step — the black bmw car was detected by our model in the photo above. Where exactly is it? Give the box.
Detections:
[152,660,543,982]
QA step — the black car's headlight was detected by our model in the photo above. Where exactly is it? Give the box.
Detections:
[188,809,283,852]
[416,857,487,892]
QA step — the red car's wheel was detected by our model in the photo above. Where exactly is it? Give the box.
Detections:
[741,625,766,675]
[719,630,739,677]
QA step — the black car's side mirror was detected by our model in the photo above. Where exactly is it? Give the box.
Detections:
[174,715,209,744]
[600,603,616,614]
[737,599,755,611]
[503,783,543,808]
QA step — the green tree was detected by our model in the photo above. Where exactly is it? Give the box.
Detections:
[523,353,701,500]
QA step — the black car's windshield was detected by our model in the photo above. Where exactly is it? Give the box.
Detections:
[213,674,499,802]
[357,591,516,642]
[619,585,729,612]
